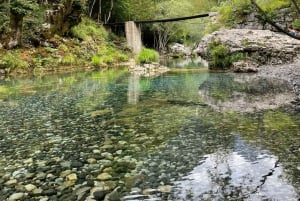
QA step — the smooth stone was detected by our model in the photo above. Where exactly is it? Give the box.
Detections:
[122,194,148,200]
[93,149,101,154]
[100,145,114,150]
[60,170,72,177]
[76,187,91,201]
[71,160,83,168]
[60,161,71,168]
[101,152,114,160]
[63,180,76,188]
[33,188,43,195]
[103,167,113,173]
[115,150,122,155]
[106,186,122,201]
[97,173,112,181]
[24,158,33,164]
[5,179,17,185]
[66,173,78,181]
[25,184,37,191]
[8,192,25,201]
[142,188,160,195]
[39,197,49,201]
[43,188,56,196]
[87,158,97,164]
[158,185,172,193]
[36,172,46,179]
[93,190,107,201]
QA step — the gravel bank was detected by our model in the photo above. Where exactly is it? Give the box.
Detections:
[258,61,300,100]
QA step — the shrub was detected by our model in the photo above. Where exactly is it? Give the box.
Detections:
[136,48,159,64]
[208,39,245,70]
[91,55,103,66]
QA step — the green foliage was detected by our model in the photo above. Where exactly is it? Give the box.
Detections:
[136,48,159,64]
[91,55,104,66]
[208,40,231,69]
[0,52,28,69]
[71,18,108,41]
[208,39,245,69]
[217,0,251,27]
[257,0,290,11]
[292,19,300,30]
[10,0,38,16]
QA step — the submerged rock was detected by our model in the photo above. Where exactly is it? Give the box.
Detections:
[128,63,169,77]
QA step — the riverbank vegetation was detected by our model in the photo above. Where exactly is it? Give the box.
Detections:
[0,0,299,74]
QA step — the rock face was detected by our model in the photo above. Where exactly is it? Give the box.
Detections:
[194,29,300,71]
[235,8,295,31]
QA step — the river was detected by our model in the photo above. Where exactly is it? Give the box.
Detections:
[0,59,299,200]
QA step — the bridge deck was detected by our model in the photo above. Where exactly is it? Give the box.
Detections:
[105,13,209,25]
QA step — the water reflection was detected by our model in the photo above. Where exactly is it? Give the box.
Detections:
[199,73,296,112]
[174,136,299,201]
[127,74,141,104]
[161,57,208,68]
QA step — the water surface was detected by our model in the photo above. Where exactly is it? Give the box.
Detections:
[0,65,299,200]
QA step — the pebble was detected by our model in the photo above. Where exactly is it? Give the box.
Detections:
[66,173,78,181]
[97,173,112,181]
[5,179,17,185]
[8,192,25,201]
[25,184,37,191]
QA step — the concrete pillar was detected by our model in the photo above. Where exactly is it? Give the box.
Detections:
[125,21,142,54]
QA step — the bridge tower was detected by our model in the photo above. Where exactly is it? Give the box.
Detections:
[125,21,142,54]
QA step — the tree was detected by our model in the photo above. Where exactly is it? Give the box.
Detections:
[5,0,37,48]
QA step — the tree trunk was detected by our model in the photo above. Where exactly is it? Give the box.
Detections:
[89,0,96,17]
[105,0,113,23]
[97,0,102,22]
[6,12,24,49]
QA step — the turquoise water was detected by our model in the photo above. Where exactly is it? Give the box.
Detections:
[0,65,299,200]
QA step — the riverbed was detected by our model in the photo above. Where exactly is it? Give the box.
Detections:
[0,60,299,201]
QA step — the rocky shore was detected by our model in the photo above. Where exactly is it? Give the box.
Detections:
[194,29,300,72]
[193,28,300,105]
[258,60,300,101]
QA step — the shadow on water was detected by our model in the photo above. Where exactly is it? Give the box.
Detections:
[0,60,299,200]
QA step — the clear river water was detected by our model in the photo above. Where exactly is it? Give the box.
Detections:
[0,59,299,201]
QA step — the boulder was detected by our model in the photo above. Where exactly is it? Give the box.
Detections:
[194,29,300,71]
[169,43,191,57]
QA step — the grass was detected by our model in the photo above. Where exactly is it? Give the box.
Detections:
[71,17,108,41]
[136,48,159,64]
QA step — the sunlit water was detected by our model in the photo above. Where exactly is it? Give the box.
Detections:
[0,62,299,200]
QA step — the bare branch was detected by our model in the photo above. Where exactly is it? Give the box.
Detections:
[250,0,300,40]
